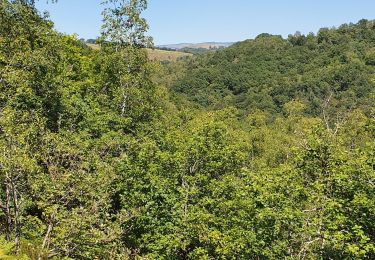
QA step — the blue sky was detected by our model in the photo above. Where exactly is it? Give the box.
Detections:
[36,0,375,45]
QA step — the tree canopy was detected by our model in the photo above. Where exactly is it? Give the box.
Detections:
[0,0,374,259]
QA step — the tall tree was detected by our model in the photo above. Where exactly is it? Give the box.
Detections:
[101,0,153,48]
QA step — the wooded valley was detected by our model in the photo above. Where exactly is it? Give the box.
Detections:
[0,0,374,259]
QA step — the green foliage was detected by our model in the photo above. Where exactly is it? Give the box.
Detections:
[171,20,375,119]
[101,0,153,47]
[0,0,374,259]
[0,237,29,259]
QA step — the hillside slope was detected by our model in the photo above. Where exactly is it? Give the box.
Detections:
[147,48,192,62]
[87,43,192,62]
[171,20,375,119]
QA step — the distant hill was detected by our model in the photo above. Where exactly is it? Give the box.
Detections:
[158,42,234,50]
[170,20,375,116]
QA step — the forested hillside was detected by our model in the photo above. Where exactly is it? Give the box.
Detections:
[171,21,375,119]
[0,0,374,259]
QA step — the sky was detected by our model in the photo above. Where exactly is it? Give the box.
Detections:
[35,0,375,45]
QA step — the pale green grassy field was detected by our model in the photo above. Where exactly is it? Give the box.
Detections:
[86,43,192,62]
[146,48,192,62]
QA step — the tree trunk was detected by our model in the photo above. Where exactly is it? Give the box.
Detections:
[11,180,20,252]
[5,176,12,242]
[41,213,55,251]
